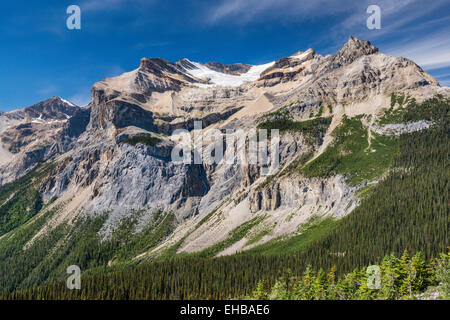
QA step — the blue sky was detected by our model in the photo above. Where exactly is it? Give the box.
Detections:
[0,0,449,111]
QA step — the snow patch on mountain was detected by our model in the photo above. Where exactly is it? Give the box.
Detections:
[184,60,274,87]
[58,97,76,107]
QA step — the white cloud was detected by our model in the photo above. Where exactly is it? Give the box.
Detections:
[81,0,128,12]
[386,32,450,70]
[338,0,448,40]
[206,0,449,28]
[207,0,355,24]
[106,65,125,77]
[37,85,58,96]
[81,0,154,12]
[432,71,450,78]
[134,41,170,50]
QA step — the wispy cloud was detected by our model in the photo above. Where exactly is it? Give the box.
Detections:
[206,0,450,72]
[106,65,125,77]
[134,41,170,50]
[81,0,129,12]
[206,0,355,24]
[69,90,91,107]
[386,31,450,70]
[338,0,448,39]
[431,70,450,78]
[81,0,154,12]
[37,85,58,96]
[206,0,447,28]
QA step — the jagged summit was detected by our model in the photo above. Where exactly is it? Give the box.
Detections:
[115,38,378,92]
[128,37,378,91]
[203,62,251,75]
[139,57,178,75]
[23,96,78,120]
[333,36,379,64]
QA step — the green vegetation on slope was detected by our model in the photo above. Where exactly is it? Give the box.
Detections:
[243,217,338,256]
[390,92,412,109]
[316,105,324,117]
[194,216,265,258]
[293,95,449,271]
[302,115,399,184]
[0,205,175,292]
[257,116,331,145]
[279,151,314,177]
[0,162,54,236]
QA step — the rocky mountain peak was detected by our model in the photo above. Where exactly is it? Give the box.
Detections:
[139,57,182,77]
[23,96,78,120]
[333,36,379,65]
[177,58,197,70]
[203,62,252,75]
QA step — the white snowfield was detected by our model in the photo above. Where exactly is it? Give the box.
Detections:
[183,59,275,88]
[182,49,314,88]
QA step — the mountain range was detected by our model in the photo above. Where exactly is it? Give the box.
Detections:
[0,36,448,298]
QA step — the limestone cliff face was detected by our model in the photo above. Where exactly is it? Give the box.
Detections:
[0,37,447,247]
[248,175,359,217]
